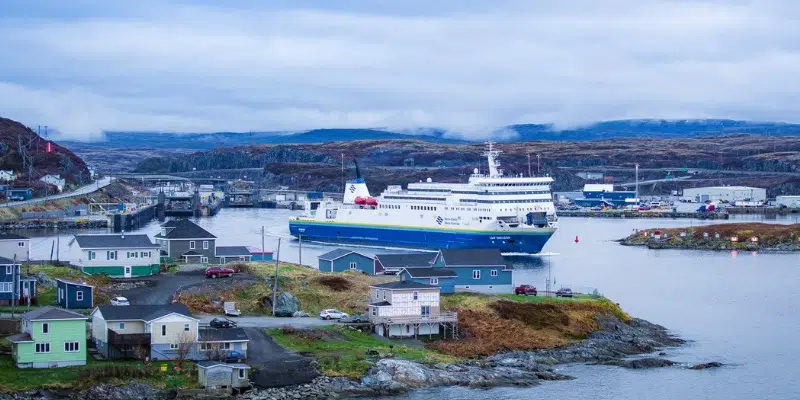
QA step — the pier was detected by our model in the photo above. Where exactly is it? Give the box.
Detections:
[558,210,730,220]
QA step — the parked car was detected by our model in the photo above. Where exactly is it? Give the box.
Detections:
[209,318,237,328]
[555,288,574,298]
[339,313,368,323]
[514,285,538,296]
[205,266,234,279]
[319,309,349,320]
[224,350,244,363]
[110,296,130,306]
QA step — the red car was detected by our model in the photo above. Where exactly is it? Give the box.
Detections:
[205,266,234,279]
[514,285,538,296]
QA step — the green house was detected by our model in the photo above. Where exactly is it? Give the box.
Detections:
[7,306,88,368]
[68,234,160,278]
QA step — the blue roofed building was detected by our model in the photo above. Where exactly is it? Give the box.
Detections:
[318,249,374,274]
[574,184,637,208]
[432,248,513,294]
[399,268,457,294]
[373,252,437,275]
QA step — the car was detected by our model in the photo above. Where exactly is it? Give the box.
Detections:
[209,318,237,328]
[514,285,538,296]
[319,309,349,320]
[555,288,574,298]
[224,350,244,363]
[205,266,235,279]
[339,313,368,323]
[110,296,130,306]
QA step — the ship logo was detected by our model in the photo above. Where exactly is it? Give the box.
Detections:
[436,216,443,225]
[349,185,356,193]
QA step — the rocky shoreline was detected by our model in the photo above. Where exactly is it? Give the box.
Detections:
[0,219,108,231]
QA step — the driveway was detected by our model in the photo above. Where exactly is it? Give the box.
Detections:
[199,315,338,329]
[243,326,320,387]
[115,269,207,305]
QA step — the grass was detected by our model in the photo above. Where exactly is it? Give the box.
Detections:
[627,223,800,248]
[0,265,109,313]
[268,325,459,378]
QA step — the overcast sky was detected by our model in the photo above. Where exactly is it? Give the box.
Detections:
[2,0,799,140]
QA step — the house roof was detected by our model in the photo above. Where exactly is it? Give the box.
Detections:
[56,278,95,288]
[0,234,28,240]
[154,219,216,239]
[318,248,369,261]
[198,327,249,342]
[6,333,33,343]
[196,361,251,369]
[401,268,457,278]
[73,234,157,249]
[371,280,438,290]
[369,301,391,306]
[96,304,192,321]
[374,252,436,269]
[20,275,37,281]
[216,246,251,257]
[0,256,20,265]
[22,306,86,321]
[438,248,507,267]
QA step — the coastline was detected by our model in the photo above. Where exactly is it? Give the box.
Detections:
[619,223,800,252]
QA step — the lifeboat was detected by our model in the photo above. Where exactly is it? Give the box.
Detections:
[365,197,378,206]
[354,196,367,205]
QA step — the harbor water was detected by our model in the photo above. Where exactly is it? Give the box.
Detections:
[18,208,800,400]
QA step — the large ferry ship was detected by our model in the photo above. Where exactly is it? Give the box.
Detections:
[289,143,558,254]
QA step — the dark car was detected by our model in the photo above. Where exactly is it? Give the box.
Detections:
[205,266,234,278]
[224,350,244,363]
[339,313,368,323]
[556,288,574,298]
[209,318,237,328]
[514,285,538,296]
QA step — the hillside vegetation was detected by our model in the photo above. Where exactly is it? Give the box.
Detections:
[622,223,800,250]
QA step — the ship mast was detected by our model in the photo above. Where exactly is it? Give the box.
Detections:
[483,141,503,177]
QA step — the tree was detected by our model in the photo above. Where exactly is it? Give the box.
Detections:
[201,342,233,362]
[174,331,197,368]
[15,130,37,183]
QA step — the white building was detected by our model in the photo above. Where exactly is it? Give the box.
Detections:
[0,170,16,182]
[776,196,800,208]
[68,234,160,278]
[682,186,766,203]
[40,174,66,192]
[0,234,30,262]
[368,280,457,338]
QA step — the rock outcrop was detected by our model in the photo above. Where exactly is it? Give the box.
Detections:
[271,292,301,317]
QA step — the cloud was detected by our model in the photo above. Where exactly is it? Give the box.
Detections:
[2,0,800,140]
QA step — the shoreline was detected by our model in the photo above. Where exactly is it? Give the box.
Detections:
[619,223,800,252]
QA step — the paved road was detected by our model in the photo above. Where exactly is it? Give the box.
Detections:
[115,270,208,305]
[198,315,338,328]
[0,177,113,208]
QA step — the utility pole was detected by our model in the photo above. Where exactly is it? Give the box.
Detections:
[261,226,265,263]
[547,252,552,298]
[537,154,541,175]
[527,154,532,177]
[272,238,281,316]
[341,153,344,190]
[56,226,60,264]
[298,234,302,266]
[635,163,639,199]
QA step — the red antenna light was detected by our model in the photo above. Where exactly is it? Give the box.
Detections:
[46,142,52,153]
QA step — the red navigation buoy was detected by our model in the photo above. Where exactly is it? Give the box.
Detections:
[574,235,579,243]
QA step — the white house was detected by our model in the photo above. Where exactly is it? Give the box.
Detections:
[68,233,160,278]
[368,280,457,338]
[40,174,66,192]
[0,234,30,262]
[0,170,16,182]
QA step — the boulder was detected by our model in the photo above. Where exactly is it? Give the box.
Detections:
[689,362,724,370]
[598,357,675,369]
[35,272,56,288]
[273,292,300,317]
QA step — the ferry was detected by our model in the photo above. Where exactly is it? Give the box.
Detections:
[289,143,558,254]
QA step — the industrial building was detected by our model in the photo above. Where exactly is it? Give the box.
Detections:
[776,196,800,208]
[682,186,766,203]
[574,184,637,208]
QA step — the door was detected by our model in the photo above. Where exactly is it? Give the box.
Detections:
[124,266,132,278]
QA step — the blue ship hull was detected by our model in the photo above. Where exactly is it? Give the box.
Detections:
[289,221,555,254]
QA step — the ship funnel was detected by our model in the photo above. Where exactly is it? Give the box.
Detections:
[343,158,371,204]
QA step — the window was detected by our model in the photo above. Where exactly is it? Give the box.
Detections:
[421,305,431,317]
[161,325,167,336]
[107,251,117,260]
[76,291,83,301]
[184,323,190,332]
[429,278,439,285]
[201,256,209,263]
[413,291,419,300]
[189,241,196,250]
[491,269,498,277]
[42,323,49,334]
[5,265,11,274]
[239,368,245,379]
[382,290,386,300]
[472,270,481,280]
[169,343,179,350]
[18,241,25,247]
[0,282,11,292]
[88,251,96,260]
[371,307,377,316]
[349,262,357,269]
[203,241,209,250]
[119,322,125,329]
[35,343,50,353]
[64,341,80,352]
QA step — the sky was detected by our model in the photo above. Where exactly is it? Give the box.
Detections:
[2,0,800,141]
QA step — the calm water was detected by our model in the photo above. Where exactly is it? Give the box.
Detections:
[20,209,800,400]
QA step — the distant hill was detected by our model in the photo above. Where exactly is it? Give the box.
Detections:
[0,117,90,187]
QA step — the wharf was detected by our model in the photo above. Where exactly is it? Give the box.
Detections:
[558,210,729,220]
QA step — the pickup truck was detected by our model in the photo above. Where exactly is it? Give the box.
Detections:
[514,285,537,296]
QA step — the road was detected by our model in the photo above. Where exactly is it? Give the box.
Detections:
[198,315,338,328]
[0,177,113,208]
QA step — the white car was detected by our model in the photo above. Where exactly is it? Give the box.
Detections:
[319,309,348,320]
[110,296,130,306]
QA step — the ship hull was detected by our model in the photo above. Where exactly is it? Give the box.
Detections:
[289,220,555,254]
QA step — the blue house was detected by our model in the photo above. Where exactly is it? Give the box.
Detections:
[0,256,37,306]
[318,249,375,274]
[432,249,513,294]
[6,188,33,200]
[399,268,457,294]
[56,278,94,309]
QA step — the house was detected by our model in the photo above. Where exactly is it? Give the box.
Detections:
[39,174,66,192]
[0,257,37,306]
[154,219,253,264]
[373,252,437,275]
[69,233,160,278]
[318,249,374,274]
[90,304,249,361]
[248,248,273,261]
[7,306,87,368]
[399,268,457,294]
[432,249,513,293]
[367,280,457,338]
[6,187,33,200]
[0,233,30,263]
[0,170,16,182]
[56,278,94,309]
[197,361,251,390]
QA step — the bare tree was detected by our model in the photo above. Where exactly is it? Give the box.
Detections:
[201,342,233,362]
[134,344,150,363]
[16,130,37,183]
[174,331,197,368]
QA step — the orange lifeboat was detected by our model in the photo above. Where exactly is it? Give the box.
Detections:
[354,196,367,205]
[365,197,378,206]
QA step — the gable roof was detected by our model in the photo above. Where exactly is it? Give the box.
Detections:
[216,246,251,257]
[22,306,86,321]
[196,361,251,369]
[56,278,95,289]
[198,327,249,342]
[0,234,28,240]
[318,248,369,261]
[0,256,20,265]
[371,280,438,290]
[374,252,436,269]
[401,268,457,278]
[154,219,216,239]
[438,248,507,267]
[96,304,192,321]
[73,234,157,249]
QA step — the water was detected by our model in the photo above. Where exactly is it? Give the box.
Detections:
[18,209,800,400]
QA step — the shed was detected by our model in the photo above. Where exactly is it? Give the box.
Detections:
[399,267,457,294]
[318,249,374,274]
[197,361,251,389]
[56,278,94,309]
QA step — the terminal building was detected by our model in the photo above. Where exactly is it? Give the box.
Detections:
[776,195,800,208]
[574,184,637,208]
[682,186,766,203]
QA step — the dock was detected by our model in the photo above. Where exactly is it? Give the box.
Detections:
[558,210,730,220]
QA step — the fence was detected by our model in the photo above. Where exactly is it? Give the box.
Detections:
[21,210,66,219]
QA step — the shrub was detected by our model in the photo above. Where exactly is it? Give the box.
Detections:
[313,275,352,292]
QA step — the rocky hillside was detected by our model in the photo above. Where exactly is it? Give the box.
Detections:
[0,117,90,188]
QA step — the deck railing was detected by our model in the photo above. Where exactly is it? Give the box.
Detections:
[369,312,458,325]
[107,329,150,345]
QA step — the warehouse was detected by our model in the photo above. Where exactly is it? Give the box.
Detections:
[682,186,766,203]
[776,196,800,208]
